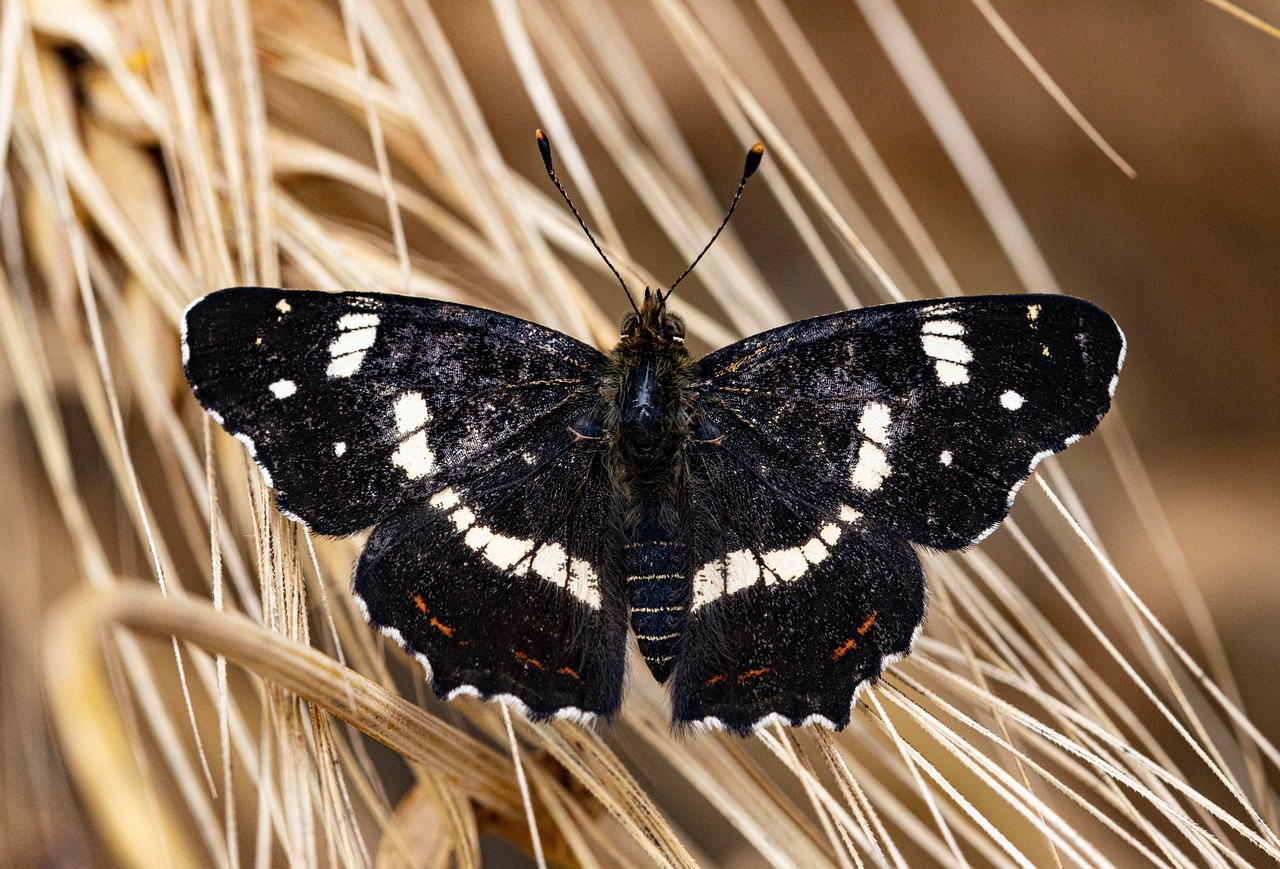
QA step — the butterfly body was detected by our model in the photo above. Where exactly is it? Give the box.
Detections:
[183,286,1123,732]
[599,290,697,681]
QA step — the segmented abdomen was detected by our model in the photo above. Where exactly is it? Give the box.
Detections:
[625,537,687,683]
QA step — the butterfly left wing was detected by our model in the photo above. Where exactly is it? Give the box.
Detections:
[184,287,629,720]
[352,419,630,722]
[182,287,606,535]
[672,294,1124,731]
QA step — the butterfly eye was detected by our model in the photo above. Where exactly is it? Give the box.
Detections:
[621,314,640,337]
[662,318,686,343]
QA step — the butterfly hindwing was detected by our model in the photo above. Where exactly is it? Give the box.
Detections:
[672,294,1123,730]
[675,443,926,731]
[353,422,629,721]
[182,287,605,534]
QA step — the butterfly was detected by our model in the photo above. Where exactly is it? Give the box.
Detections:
[182,138,1124,733]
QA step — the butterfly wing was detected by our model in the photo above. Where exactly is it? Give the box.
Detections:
[353,424,628,721]
[673,294,1124,731]
[182,287,605,534]
[184,287,627,719]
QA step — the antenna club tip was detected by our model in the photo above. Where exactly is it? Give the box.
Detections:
[536,129,553,167]
[744,141,765,177]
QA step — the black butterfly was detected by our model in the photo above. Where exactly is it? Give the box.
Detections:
[182,139,1124,733]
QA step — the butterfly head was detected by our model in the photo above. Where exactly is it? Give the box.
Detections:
[620,288,685,346]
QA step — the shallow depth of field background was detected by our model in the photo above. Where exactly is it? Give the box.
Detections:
[2,0,1279,865]
[438,0,1280,720]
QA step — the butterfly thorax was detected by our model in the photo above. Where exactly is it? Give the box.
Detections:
[603,291,694,468]
[600,290,695,681]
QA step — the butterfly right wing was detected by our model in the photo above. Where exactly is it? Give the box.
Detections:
[670,294,1123,731]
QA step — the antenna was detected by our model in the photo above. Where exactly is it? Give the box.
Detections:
[665,141,765,300]
[536,130,639,315]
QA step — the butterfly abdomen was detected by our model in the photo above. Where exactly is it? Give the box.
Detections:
[623,479,689,683]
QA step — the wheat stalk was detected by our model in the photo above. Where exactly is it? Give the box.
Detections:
[2,0,1276,866]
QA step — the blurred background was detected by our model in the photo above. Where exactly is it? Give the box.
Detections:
[2,0,1278,865]
[437,0,1280,718]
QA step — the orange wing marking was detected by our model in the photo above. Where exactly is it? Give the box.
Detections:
[558,666,582,682]
[514,651,544,670]
[411,594,428,614]
[736,667,772,683]
[428,617,454,637]
[834,612,879,660]
[705,674,726,685]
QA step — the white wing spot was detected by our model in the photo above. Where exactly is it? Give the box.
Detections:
[851,442,890,491]
[763,548,808,582]
[840,504,863,524]
[334,441,347,457]
[1028,303,1040,322]
[393,392,430,434]
[940,450,953,466]
[934,360,969,385]
[276,299,291,314]
[449,506,476,531]
[801,537,829,565]
[533,543,568,584]
[725,549,761,595]
[857,402,893,445]
[268,379,296,399]
[922,322,972,385]
[430,487,460,511]
[392,432,435,478]
[328,328,377,359]
[391,392,435,479]
[922,334,972,364]
[569,559,597,605]
[484,533,534,569]
[338,312,379,330]
[326,311,380,378]
[1001,390,1025,411]
[464,525,493,550]
[426,493,600,608]
[921,319,965,336]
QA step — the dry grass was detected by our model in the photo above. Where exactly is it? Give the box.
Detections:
[2,0,1278,866]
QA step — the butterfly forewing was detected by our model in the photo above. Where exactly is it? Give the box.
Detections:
[694,294,1124,549]
[182,287,605,534]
